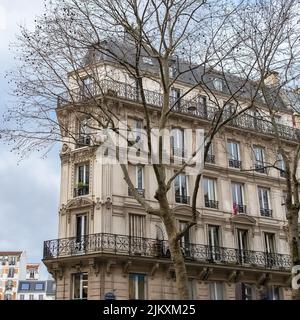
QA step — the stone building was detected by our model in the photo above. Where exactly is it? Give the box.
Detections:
[43,42,300,300]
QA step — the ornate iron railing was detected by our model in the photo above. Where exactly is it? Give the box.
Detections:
[43,233,291,270]
[57,79,300,142]
[205,154,215,164]
[229,159,242,169]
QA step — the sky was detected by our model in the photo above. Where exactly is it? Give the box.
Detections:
[0,0,60,278]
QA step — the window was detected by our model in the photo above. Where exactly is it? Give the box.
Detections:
[29,294,34,300]
[179,221,191,256]
[205,143,215,164]
[266,286,282,300]
[20,294,25,300]
[227,141,241,168]
[237,229,249,263]
[39,295,44,300]
[72,273,88,300]
[8,257,16,266]
[79,76,93,98]
[258,187,272,217]
[209,282,224,300]
[282,191,287,216]
[77,119,91,147]
[232,182,246,214]
[75,214,88,251]
[29,269,35,279]
[142,57,153,65]
[128,166,145,197]
[21,283,30,291]
[129,214,145,239]
[134,119,143,144]
[74,163,89,197]
[277,153,286,177]
[203,178,218,209]
[208,225,221,261]
[188,279,196,300]
[213,78,223,91]
[129,274,146,300]
[196,95,208,118]
[264,233,276,267]
[170,88,181,109]
[171,128,184,157]
[35,283,44,291]
[174,174,189,204]
[8,267,14,278]
[135,166,144,195]
[253,146,267,173]
[236,283,254,300]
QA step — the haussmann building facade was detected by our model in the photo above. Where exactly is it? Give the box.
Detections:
[43,42,300,300]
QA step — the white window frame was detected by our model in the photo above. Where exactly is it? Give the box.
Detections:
[129,273,147,300]
[209,282,224,300]
[135,166,144,190]
[72,273,88,300]
[231,182,244,206]
[258,187,270,210]
[203,178,217,201]
[227,140,240,161]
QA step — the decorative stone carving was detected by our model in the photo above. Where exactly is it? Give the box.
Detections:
[61,143,71,155]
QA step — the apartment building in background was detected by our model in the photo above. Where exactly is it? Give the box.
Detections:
[0,251,26,300]
[43,40,300,300]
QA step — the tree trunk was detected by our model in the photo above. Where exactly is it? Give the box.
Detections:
[287,208,300,300]
[161,210,189,300]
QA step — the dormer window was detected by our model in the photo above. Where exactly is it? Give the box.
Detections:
[213,78,223,91]
[142,57,153,65]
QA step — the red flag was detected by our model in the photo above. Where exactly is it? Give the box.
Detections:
[233,202,238,215]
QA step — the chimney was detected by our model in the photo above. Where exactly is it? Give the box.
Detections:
[264,71,280,86]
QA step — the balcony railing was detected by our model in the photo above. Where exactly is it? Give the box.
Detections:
[260,208,273,217]
[229,159,242,169]
[255,164,268,174]
[205,154,215,164]
[233,204,247,214]
[128,187,145,198]
[76,136,91,149]
[58,79,300,142]
[74,186,89,197]
[175,194,190,205]
[205,199,219,209]
[43,233,291,270]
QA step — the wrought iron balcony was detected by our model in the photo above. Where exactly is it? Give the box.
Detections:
[229,159,242,169]
[205,199,219,209]
[255,164,268,174]
[128,187,145,198]
[233,203,247,214]
[43,233,291,271]
[260,208,273,217]
[175,194,190,205]
[205,154,215,164]
[74,186,89,197]
[57,79,300,142]
[76,135,91,148]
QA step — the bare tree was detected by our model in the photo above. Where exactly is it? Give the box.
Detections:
[2,0,299,299]
[231,0,300,299]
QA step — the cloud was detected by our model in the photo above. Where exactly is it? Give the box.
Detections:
[0,148,60,267]
[0,5,7,31]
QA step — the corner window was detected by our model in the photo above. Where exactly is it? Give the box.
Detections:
[77,119,91,147]
[72,273,88,300]
[129,274,146,300]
